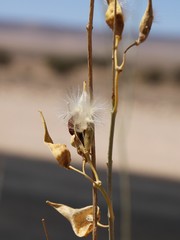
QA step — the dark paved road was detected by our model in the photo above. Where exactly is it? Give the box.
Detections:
[0,154,180,240]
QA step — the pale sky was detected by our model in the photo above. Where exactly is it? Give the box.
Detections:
[0,0,179,38]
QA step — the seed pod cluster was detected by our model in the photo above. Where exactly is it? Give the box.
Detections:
[105,0,124,38]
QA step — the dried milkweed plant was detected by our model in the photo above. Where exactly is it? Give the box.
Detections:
[39,1,153,240]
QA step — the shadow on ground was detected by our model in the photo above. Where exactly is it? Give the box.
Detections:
[0,154,180,240]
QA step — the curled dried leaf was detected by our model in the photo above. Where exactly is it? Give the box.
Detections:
[105,0,124,38]
[46,201,100,237]
[39,111,71,168]
[136,0,154,45]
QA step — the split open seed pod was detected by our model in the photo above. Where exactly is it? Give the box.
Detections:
[46,201,100,237]
[70,134,85,157]
[39,111,71,168]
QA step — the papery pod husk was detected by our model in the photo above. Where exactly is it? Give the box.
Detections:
[46,201,100,237]
[39,111,71,168]
[71,134,85,157]
[83,125,94,152]
[136,0,154,45]
[48,143,71,168]
[105,0,124,38]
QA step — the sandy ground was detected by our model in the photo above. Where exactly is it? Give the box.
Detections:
[0,63,180,180]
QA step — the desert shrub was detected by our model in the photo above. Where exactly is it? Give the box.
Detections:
[142,67,164,84]
[0,49,12,66]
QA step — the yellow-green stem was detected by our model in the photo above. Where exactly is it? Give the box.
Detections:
[83,152,100,182]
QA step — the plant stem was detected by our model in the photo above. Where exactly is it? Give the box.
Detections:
[69,165,114,232]
[42,219,50,240]
[107,1,120,240]
[86,1,97,240]
[87,0,94,99]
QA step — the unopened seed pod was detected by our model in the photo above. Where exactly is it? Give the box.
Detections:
[136,0,154,45]
[105,0,124,38]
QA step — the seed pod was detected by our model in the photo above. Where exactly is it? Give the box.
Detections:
[39,111,71,168]
[48,143,71,168]
[136,0,154,45]
[68,117,75,135]
[105,0,124,38]
[70,134,85,157]
[46,201,100,237]
[70,134,77,148]
[84,125,94,152]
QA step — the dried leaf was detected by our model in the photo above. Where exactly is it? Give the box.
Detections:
[39,111,71,168]
[46,201,100,237]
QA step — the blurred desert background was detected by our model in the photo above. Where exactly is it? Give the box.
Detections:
[0,1,180,240]
[0,21,180,179]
